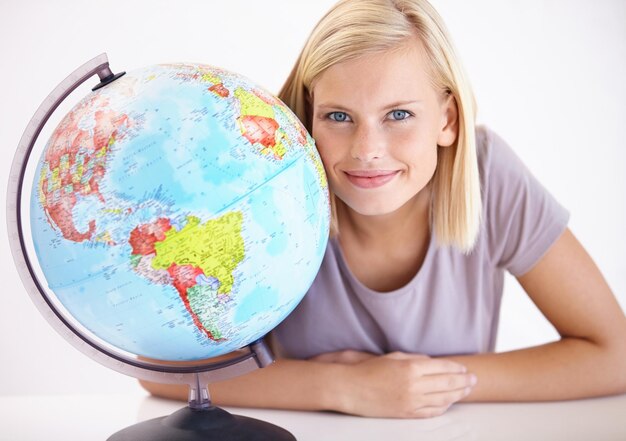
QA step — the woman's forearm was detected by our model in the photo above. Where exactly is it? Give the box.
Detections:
[446,337,626,402]
[140,351,477,418]
[140,358,348,412]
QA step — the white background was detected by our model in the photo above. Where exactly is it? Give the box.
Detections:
[0,0,624,396]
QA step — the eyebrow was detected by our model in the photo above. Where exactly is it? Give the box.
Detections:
[315,100,423,112]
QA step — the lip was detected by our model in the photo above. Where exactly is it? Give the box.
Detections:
[344,170,400,189]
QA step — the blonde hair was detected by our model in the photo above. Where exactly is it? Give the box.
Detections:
[279,0,481,253]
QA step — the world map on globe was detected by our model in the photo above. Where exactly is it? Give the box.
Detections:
[30,63,330,362]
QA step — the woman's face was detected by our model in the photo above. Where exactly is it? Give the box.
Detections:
[311,38,458,217]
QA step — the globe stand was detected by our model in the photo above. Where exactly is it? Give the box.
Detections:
[107,398,296,441]
[108,340,296,441]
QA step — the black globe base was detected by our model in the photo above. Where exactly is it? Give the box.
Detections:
[107,405,296,441]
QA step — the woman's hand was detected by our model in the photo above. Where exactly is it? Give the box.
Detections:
[311,350,476,418]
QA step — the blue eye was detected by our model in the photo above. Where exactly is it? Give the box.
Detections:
[389,110,411,121]
[328,112,350,122]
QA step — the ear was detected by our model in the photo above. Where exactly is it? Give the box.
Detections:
[437,94,459,147]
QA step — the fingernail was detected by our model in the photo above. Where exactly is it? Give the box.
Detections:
[469,374,478,385]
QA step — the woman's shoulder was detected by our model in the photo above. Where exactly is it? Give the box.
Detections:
[473,125,570,275]
[474,125,531,192]
[475,125,518,169]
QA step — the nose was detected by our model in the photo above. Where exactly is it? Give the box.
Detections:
[350,122,386,162]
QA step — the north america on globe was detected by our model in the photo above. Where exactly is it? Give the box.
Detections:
[31,63,329,361]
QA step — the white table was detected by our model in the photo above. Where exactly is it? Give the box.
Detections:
[1,393,625,441]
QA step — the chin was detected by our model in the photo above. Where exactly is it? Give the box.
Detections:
[344,197,405,217]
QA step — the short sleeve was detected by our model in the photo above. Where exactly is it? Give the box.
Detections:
[479,127,570,276]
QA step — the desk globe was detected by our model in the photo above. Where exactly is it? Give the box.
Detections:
[7,54,330,440]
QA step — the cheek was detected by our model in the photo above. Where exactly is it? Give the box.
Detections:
[410,146,439,183]
[312,130,339,167]
[396,132,439,173]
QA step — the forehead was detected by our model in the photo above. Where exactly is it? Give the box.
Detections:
[311,37,435,107]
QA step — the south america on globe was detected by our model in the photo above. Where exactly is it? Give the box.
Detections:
[30,63,330,362]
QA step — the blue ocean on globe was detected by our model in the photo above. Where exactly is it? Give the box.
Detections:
[29,63,330,361]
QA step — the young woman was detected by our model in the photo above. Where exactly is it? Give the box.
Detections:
[142,0,626,418]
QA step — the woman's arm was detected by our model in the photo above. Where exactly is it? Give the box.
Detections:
[446,227,626,401]
[139,358,345,411]
[143,229,624,413]
[140,349,476,418]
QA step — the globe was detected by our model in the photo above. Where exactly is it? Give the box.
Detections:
[23,60,330,363]
[7,53,328,441]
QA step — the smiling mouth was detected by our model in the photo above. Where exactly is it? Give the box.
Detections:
[344,170,400,189]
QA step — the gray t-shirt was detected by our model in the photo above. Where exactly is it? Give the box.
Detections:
[273,126,569,359]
